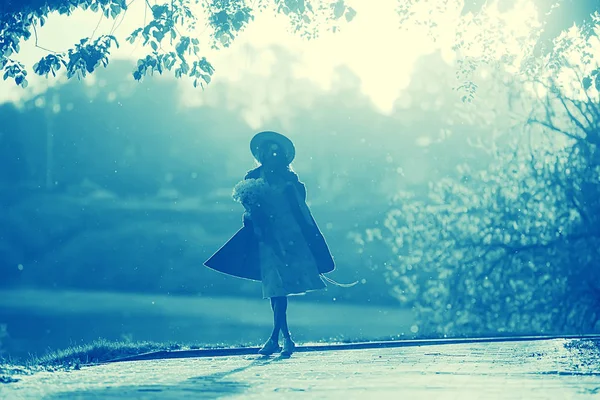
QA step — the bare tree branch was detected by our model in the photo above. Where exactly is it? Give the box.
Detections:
[569,62,600,122]
[33,20,59,54]
[529,118,585,143]
[90,12,104,41]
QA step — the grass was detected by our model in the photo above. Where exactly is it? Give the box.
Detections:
[1,338,264,371]
[32,338,187,367]
[564,339,600,372]
[564,338,600,353]
[0,339,190,384]
[0,339,188,383]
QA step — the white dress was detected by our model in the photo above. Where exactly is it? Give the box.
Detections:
[254,175,326,299]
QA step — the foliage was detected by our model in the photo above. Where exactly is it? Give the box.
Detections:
[398,0,599,54]
[3,1,599,93]
[0,0,356,87]
[366,58,600,336]
[0,375,19,383]
[397,0,600,101]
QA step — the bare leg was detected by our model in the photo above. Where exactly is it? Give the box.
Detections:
[269,297,281,341]
[259,297,283,355]
[278,297,291,339]
[278,297,295,356]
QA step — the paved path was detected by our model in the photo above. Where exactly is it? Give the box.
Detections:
[2,339,600,399]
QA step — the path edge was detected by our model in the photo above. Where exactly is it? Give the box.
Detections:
[103,334,600,364]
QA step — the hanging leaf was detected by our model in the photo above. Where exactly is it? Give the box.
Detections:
[345,7,357,22]
[332,0,346,19]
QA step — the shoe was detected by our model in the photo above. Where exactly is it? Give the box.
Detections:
[258,338,281,355]
[281,337,296,356]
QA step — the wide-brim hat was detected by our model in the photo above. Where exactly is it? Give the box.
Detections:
[250,131,295,164]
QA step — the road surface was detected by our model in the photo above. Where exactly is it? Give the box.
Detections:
[2,338,600,399]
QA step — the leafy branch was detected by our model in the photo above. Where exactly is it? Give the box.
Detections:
[0,0,357,87]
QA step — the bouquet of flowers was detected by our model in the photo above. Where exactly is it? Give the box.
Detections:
[232,178,271,212]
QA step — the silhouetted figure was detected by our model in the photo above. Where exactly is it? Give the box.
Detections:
[205,131,335,356]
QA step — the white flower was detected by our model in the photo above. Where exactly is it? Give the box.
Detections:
[232,178,271,211]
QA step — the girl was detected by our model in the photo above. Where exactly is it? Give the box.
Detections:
[204,131,335,356]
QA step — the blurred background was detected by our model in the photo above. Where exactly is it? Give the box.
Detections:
[1,0,600,361]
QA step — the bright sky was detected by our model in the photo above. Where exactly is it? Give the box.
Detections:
[0,0,543,114]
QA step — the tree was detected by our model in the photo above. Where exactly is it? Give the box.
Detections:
[3,1,599,92]
[364,50,600,336]
[0,0,356,87]
[399,0,599,54]
[462,0,599,52]
[397,0,600,101]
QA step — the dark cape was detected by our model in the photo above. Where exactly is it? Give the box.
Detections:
[204,167,335,281]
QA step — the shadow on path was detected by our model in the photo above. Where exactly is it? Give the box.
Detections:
[44,355,286,399]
